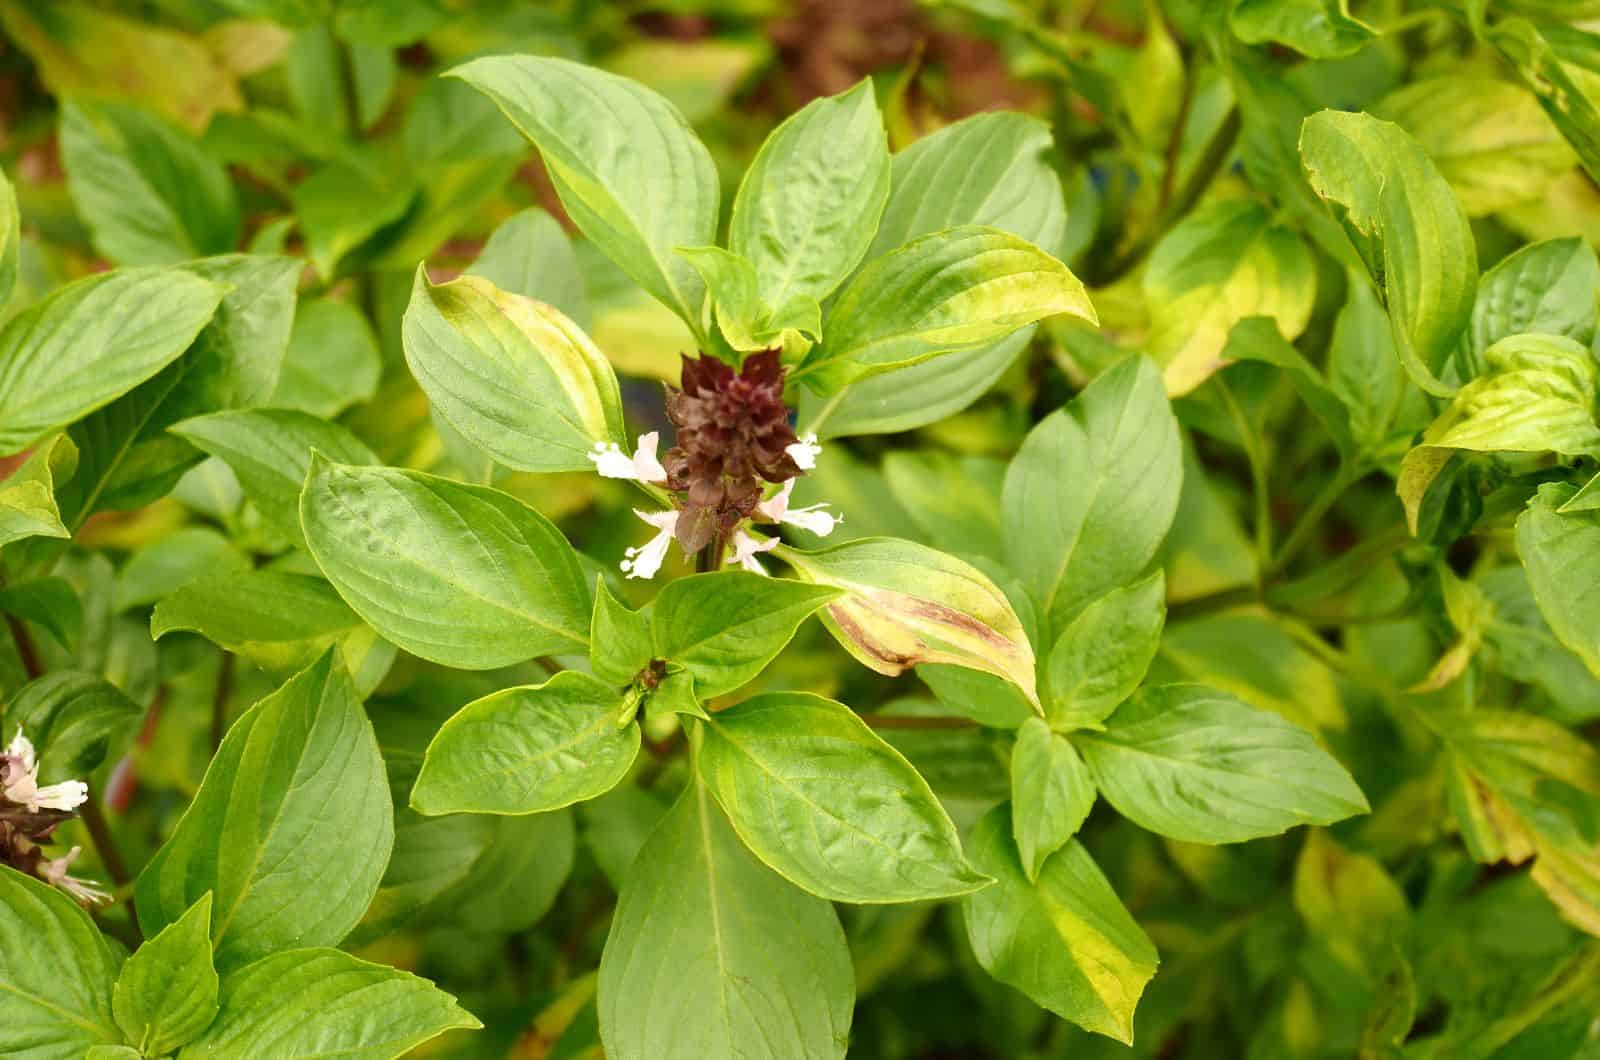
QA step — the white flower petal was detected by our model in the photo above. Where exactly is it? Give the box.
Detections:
[755,479,796,522]
[785,433,822,471]
[730,529,779,576]
[783,504,840,536]
[622,508,679,580]
[631,432,668,484]
[33,780,89,813]
[41,847,111,905]
[6,729,35,771]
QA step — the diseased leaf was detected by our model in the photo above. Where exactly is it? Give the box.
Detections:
[783,537,1039,703]
[800,111,1069,437]
[651,572,840,697]
[597,782,853,1060]
[1144,199,1317,395]
[963,806,1157,1044]
[1077,684,1369,843]
[1299,110,1478,396]
[300,458,590,669]
[698,691,991,903]
[800,226,1095,390]
[135,652,393,972]
[411,671,639,816]
[402,268,625,472]
[1399,335,1600,534]
[1372,76,1575,217]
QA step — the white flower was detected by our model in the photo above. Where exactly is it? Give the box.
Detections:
[785,432,822,471]
[755,479,840,537]
[588,432,668,484]
[40,846,111,905]
[729,528,779,575]
[1,729,88,814]
[622,508,678,580]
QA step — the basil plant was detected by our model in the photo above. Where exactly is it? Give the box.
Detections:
[4,1,1600,1057]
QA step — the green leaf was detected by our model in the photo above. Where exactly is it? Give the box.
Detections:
[1478,565,1600,723]
[172,408,379,548]
[1144,199,1317,395]
[0,576,78,649]
[268,298,381,418]
[5,671,140,778]
[1011,718,1096,880]
[1469,238,1600,371]
[651,572,841,698]
[177,947,479,1059]
[152,570,395,699]
[675,245,817,353]
[0,266,221,455]
[1046,572,1166,731]
[800,226,1095,390]
[1517,483,1600,678]
[448,55,718,333]
[589,579,652,687]
[597,781,853,1060]
[1219,317,1356,459]
[0,164,18,310]
[402,268,625,472]
[1231,0,1376,58]
[1299,109,1478,396]
[466,207,590,329]
[1398,334,1600,533]
[114,893,219,1056]
[730,79,889,310]
[1003,355,1183,639]
[882,451,1007,560]
[113,527,249,612]
[164,254,301,417]
[0,433,75,547]
[291,152,415,280]
[300,459,590,669]
[782,537,1039,703]
[962,806,1157,1044]
[697,691,991,903]
[1077,684,1369,843]
[411,671,640,816]
[60,100,239,265]
[1373,76,1575,218]
[135,652,393,972]
[1327,267,1409,451]
[800,111,1068,437]
[0,865,123,1057]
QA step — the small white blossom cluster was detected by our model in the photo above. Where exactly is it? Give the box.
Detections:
[1,729,111,904]
[588,431,840,579]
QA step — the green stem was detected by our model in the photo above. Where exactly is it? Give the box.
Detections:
[1265,460,1366,579]
[1216,375,1273,576]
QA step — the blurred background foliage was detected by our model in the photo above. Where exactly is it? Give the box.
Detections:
[3,1,1600,1057]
